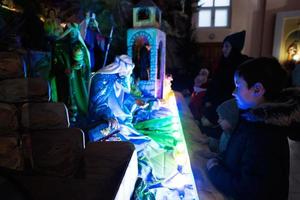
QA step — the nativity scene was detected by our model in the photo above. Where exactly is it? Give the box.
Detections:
[0,0,300,200]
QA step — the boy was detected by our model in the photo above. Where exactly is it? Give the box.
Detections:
[206,57,300,200]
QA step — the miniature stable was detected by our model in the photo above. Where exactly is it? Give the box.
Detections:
[125,1,200,199]
[127,0,166,99]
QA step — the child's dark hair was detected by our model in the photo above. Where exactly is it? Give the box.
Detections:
[235,57,288,100]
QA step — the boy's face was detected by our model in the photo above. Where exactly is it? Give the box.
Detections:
[232,74,261,110]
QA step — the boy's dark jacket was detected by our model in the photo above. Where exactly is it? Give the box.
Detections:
[208,88,300,200]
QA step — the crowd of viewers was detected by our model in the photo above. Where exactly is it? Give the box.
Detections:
[188,30,300,200]
[207,57,300,200]
[203,31,248,128]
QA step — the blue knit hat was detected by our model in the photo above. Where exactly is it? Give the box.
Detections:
[216,98,239,129]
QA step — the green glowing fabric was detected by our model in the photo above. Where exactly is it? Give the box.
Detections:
[134,116,181,150]
[50,41,90,116]
[133,178,156,200]
[134,116,182,197]
[50,77,58,102]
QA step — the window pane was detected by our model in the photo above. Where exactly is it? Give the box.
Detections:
[215,0,230,7]
[198,10,211,27]
[198,0,213,7]
[214,9,228,27]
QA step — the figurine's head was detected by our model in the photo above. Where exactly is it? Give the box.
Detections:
[117,55,135,77]
[144,42,151,51]
[57,23,80,41]
[100,55,135,92]
[47,8,57,19]
[100,55,134,75]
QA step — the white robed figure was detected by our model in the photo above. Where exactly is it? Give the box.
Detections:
[88,55,186,199]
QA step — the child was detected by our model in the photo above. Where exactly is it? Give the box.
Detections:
[189,68,209,121]
[206,57,300,200]
[203,98,239,154]
[197,98,238,158]
[216,98,239,153]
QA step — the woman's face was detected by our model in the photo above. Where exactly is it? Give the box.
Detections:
[222,41,232,58]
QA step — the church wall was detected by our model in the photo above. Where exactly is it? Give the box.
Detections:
[261,0,300,56]
[191,0,300,57]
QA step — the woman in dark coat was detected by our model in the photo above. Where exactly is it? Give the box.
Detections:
[206,57,300,200]
[202,30,249,127]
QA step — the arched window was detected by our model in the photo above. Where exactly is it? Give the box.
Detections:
[198,0,231,28]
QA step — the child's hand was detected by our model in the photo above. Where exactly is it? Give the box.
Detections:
[201,116,213,127]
